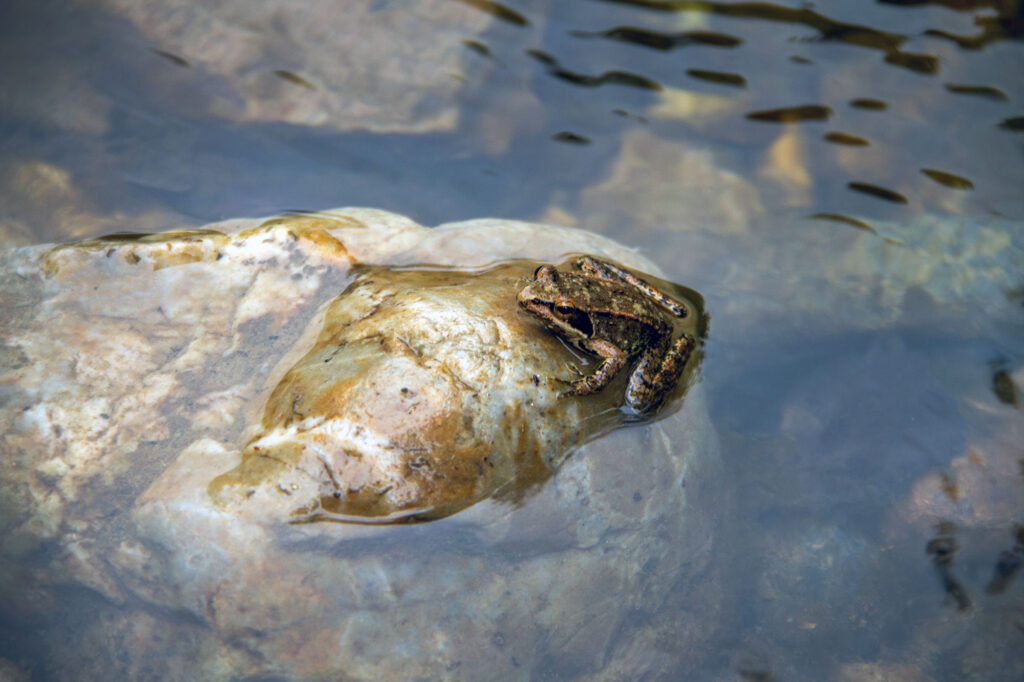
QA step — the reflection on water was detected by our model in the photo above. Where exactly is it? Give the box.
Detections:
[0,0,1022,679]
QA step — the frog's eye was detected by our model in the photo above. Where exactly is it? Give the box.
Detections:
[555,304,575,316]
[534,265,558,282]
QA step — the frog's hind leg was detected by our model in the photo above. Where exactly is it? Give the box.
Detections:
[576,255,688,318]
[626,334,695,413]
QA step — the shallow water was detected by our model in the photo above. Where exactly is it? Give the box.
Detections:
[1,0,1022,680]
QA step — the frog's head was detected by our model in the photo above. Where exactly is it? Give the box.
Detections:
[518,265,594,341]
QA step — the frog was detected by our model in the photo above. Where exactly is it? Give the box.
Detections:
[517,255,694,414]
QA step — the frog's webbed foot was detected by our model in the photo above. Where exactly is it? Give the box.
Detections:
[626,334,695,413]
[549,365,584,399]
[574,255,688,318]
[551,341,627,400]
[553,371,580,390]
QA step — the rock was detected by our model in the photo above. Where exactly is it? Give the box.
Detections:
[209,262,637,525]
[0,209,723,679]
[95,0,495,133]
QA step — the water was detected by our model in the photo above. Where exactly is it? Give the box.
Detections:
[1,0,1022,679]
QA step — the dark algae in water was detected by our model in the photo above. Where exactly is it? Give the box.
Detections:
[945,83,1008,101]
[985,526,1024,595]
[571,26,742,50]
[454,0,529,26]
[686,68,746,87]
[999,116,1024,131]
[527,49,662,90]
[850,98,888,110]
[991,364,1020,407]
[747,104,832,122]
[462,38,494,59]
[274,69,316,90]
[594,0,940,73]
[848,181,909,204]
[926,523,972,611]
[808,213,903,245]
[150,48,189,68]
[552,130,592,145]
[921,169,974,191]
[823,131,870,146]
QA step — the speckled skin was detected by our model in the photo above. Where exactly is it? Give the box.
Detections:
[518,255,695,413]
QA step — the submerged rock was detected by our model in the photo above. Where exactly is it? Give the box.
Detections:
[0,209,721,680]
[96,0,494,133]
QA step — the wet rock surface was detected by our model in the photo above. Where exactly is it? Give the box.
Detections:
[0,209,720,680]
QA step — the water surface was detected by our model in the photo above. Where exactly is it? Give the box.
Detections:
[1,0,1022,679]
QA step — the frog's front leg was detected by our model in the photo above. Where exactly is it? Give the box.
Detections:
[571,338,626,396]
[575,256,688,318]
[625,334,695,412]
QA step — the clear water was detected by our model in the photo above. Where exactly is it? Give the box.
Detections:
[1,0,1022,679]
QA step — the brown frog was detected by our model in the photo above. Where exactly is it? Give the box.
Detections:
[518,255,694,414]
